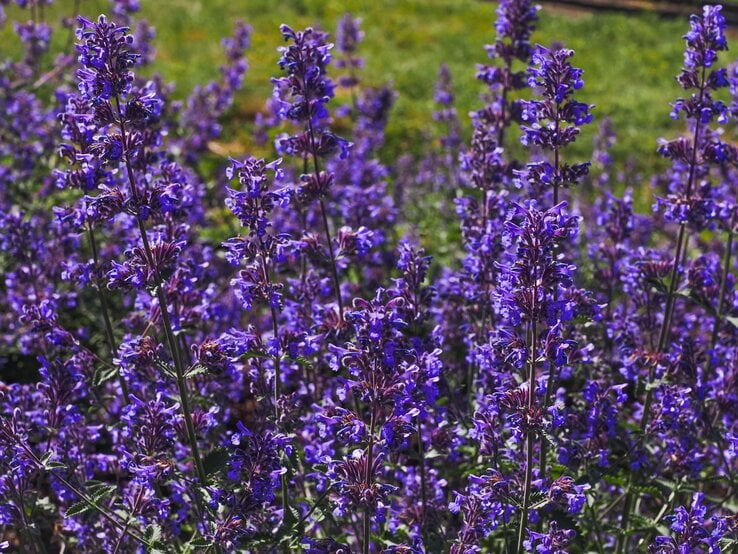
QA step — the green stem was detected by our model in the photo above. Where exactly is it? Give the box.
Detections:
[540,117,561,481]
[87,225,129,400]
[417,416,428,545]
[709,211,735,359]
[114,95,207,485]
[19,442,150,547]
[363,406,376,554]
[306,116,345,322]
[516,320,537,554]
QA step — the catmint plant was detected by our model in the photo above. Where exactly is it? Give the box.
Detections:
[4,2,738,553]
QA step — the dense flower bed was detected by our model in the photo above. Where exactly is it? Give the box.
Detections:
[1,0,737,552]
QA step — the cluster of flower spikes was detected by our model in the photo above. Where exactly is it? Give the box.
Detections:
[404,63,464,207]
[0,9,291,550]
[448,3,601,550]
[301,241,443,551]
[4,1,738,552]
[649,492,735,553]
[268,23,358,336]
[176,20,253,166]
[517,44,594,203]
[602,7,738,552]
[334,12,364,93]
[433,0,540,409]
[451,202,594,552]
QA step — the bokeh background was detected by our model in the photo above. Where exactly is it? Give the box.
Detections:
[4,0,735,209]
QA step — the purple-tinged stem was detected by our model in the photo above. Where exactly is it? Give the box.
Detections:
[363,405,376,554]
[539,109,562,482]
[709,209,736,357]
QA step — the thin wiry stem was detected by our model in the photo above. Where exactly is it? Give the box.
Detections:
[516,319,537,554]
[87,225,129,400]
[539,106,562,483]
[363,402,377,554]
[417,415,428,544]
[306,116,345,322]
[114,95,207,486]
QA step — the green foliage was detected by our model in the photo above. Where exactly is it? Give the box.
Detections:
[1,1,691,198]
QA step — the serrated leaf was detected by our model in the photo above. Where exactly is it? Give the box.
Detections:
[93,364,120,386]
[282,503,301,530]
[540,429,557,447]
[289,355,314,369]
[530,497,550,510]
[603,474,627,487]
[65,501,94,518]
[148,541,169,554]
[90,484,117,503]
[185,537,213,549]
[156,360,177,379]
[627,513,660,534]
[646,278,669,295]
[144,523,163,544]
[202,447,229,477]
[238,352,270,361]
[631,484,667,502]
[184,364,208,380]
[40,451,53,466]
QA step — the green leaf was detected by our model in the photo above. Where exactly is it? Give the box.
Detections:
[155,360,177,379]
[282,503,301,530]
[289,355,314,370]
[144,524,163,544]
[64,501,94,518]
[627,513,660,534]
[540,429,557,447]
[184,364,209,380]
[631,484,666,502]
[90,484,117,503]
[148,541,169,554]
[185,537,213,549]
[530,497,550,510]
[93,364,120,386]
[238,351,270,361]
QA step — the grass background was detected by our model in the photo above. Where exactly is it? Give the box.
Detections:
[5,0,730,206]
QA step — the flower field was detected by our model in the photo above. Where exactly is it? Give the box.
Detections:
[1,0,738,552]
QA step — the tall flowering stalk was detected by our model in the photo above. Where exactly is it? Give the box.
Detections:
[224,156,289,418]
[273,25,350,322]
[5,2,738,552]
[335,13,364,112]
[497,204,581,553]
[476,0,539,146]
[617,7,733,550]
[451,0,539,413]
[72,15,207,483]
[516,45,593,492]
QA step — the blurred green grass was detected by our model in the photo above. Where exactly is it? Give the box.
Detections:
[3,0,721,203]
